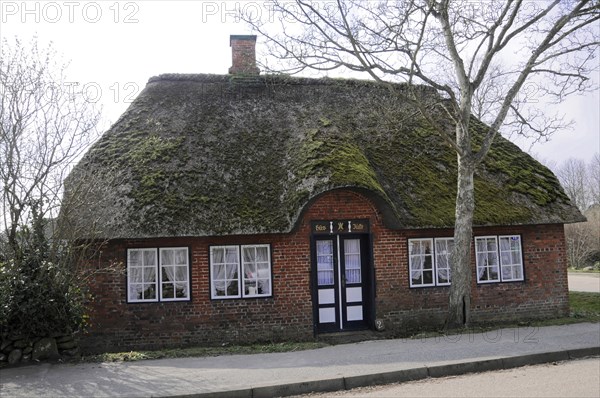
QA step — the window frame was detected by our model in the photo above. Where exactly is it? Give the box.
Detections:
[210,244,273,300]
[408,238,436,288]
[498,235,525,282]
[127,247,191,303]
[434,237,453,286]
[127,248,159,303]
[475,236,501,284]
[210,245,241,299]
[159,247,191,302]
[241,244,272,298]
[475,235,524,284]
[408,237,455,288]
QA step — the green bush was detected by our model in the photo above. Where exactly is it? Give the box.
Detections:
[0,258,86,338]
[0,212,87,338]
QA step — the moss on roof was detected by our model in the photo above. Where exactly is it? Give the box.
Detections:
[63,74,583,239]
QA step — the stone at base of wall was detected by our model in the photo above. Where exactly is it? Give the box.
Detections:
[0,334,80,366]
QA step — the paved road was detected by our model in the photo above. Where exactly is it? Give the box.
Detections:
[568,272,600,293]
[295,357,600,398]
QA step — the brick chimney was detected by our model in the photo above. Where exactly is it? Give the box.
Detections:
[229,35,260,75]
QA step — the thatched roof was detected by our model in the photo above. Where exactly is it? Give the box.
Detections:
[62,74,584,239]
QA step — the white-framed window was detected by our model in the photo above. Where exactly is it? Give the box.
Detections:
[242,245,272,297]
[210,244,272,299]
[409,238,454,288]
[434,238,453,286]
[475,235,524,283]
[210,245,241,299]
[160,247,190,301]
[127,247,190,303]
[128,248,159,302]
[409,239,435,287]
[499,235,524,281]
[475,236,500,283]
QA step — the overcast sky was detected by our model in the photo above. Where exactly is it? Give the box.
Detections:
[1,1,598,168]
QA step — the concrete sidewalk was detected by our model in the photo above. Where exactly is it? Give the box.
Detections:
[1,322,599,398]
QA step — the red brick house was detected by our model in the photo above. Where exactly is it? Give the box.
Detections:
[62,36,583,353]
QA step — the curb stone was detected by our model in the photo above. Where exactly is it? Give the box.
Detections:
[163,346,600,398]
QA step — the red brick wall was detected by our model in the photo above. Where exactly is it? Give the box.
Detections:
[81,189,569,353]
[229,36,259,75]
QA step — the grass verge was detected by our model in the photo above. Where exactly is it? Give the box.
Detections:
[568,291,600,321]
[82,341,328,363]
[568,268,600,273]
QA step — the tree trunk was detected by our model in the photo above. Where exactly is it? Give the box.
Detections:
[446,154,475,329]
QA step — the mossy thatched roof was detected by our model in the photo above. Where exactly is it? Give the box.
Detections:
[62,74,583,239]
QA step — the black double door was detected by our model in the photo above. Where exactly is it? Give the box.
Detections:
[312,234,372,332]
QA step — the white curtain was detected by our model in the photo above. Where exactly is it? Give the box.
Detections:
[317,240,334,285]
[499,237,521,280]
[477,239,499,279]
[476,239,488,279]
[243,247,258,279]
[243,246,270,295]
[435,239,452,283]
[212,247,239,295]
[344,239,361,284]
[409,241,426,280]
[128,249,156,300]
[161,249,188,298]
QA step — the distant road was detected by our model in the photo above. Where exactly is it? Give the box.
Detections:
[568,272,600,293]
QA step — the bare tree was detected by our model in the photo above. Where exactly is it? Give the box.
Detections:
[0,37,109,338]
[589,153,600,206]
[0,37,100,258]
[557,154,600,269]
[556,158,591,212]
[244,0,599,327]
[565,214,599,268]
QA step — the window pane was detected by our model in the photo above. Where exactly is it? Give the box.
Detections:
[175,284,187,298]
[211,246,241,299]
[128,249,158,302]
[144,284,156,300]
[499,236,523,281]
[160,248,189,301]
[257,279,270,295]
[130,284,142,300]
[226,263,238,276]
[244,263,257,279]
[129,250,141,266]
[226,247,238,262]
[409,239,434,287]
[161,250,173,265]
[174,249,187,265]
[256,246,268,262]
[241,245,271,297]
[435,238,453,285]
[317,240,334,286]
[344,239,361,284]
[162,283,173,299]
[129,267,142,282]
[475,237,500,283]
[144,250,156,265]
[143,267,156,282]
[175,266,187,281]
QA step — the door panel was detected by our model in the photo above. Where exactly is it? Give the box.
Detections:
[315,238,339,329]
[313,235,370,332]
